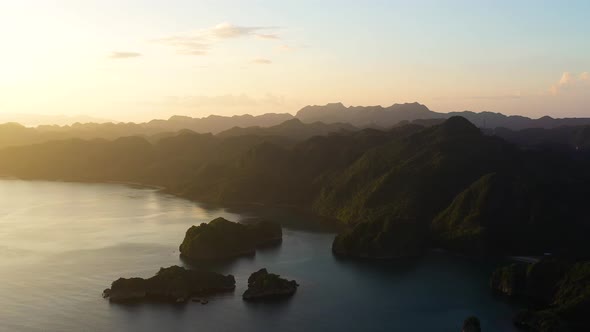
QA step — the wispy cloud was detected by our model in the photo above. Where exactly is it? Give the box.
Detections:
[152,36,210,55]
[251,58,272,65]
[210,22,278,39]
[154,22,280,56]
[255,33,280,40]
[549,72,590,95]
[109,52,141,59]
[276,45,294,52]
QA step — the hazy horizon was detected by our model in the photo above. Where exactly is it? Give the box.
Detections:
[1,1,589,124]
[3,99,590,127]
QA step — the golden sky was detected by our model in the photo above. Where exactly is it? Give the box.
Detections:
[0,1,589,123]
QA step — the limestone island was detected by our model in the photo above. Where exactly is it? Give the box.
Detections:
[242,268,298,301]
[102,265,235,303]
[462,316,481,332]
[490,258,590,331]
[179,217,282,261]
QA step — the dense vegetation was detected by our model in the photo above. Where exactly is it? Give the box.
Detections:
[103,266,236,303]
[491,258,590,331]
[243,268,298,301]
[179,217,282,260]
[1,116,589,260]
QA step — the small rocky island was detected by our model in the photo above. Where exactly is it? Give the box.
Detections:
[179,217,282,261]
[243,268,298,301]
[103,265,235,303]
[462,316,481,332]
[490,258,590,331]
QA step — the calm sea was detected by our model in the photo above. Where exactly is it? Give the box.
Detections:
[0,179,520,332]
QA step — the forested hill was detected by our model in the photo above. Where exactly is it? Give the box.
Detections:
[1,116,589,260]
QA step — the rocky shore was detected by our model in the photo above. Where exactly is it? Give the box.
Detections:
[490,258,590,331]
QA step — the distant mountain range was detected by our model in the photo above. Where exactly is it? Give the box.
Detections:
[2,102,590,149]
[296,102,590,130]
[148,113,294,133]
[0,113,113,127]
[0,113,293,149]
[217,118,356,140]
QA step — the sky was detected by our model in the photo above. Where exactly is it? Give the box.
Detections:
[0,0,589,123]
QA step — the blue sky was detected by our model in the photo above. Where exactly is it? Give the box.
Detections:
[0,0,588,121]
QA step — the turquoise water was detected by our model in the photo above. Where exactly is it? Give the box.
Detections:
[0,179,520,332]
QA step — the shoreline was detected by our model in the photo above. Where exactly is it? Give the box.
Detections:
[103,180,166,191]
[0,177,553,263]
[0,176,343,232]
[0,176,167,191]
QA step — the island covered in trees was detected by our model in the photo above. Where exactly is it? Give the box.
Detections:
[102,266,236,303]
[179,217,282,261]
[243,268,298,301]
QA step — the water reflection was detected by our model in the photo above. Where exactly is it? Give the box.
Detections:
[0,179,522,332]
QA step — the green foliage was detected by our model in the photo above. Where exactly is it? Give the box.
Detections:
[105,265,235,303]
[492,259,590,331]
[179,217,282,260]
[490,263,528,297]
[553,262,590,323]
[243,268,298,300]
[431,172,533,254]
[332,219,425,259]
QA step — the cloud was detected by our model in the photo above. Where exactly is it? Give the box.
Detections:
[210,22,278,39]
[276,44,294,52]
[255,33,280,40]
[109,52,141,59]
[550,72,590,95]
[153,36,210,55]
[251,58,272,65]
[154,22,280,56]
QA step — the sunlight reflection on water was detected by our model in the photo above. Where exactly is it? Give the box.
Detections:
[0,179,521,332]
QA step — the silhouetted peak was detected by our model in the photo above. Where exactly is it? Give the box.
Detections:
[437,116,480,137]
[0,122,27,129]
[388,102,431,112]
[296,102,348,117]
[168,115,194,122]
[209,217,232,225]
[326,102,345,108]
[176,129,199,136]
[278,118,304,127]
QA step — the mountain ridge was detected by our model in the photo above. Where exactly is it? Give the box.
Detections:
[2,103,590,149]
